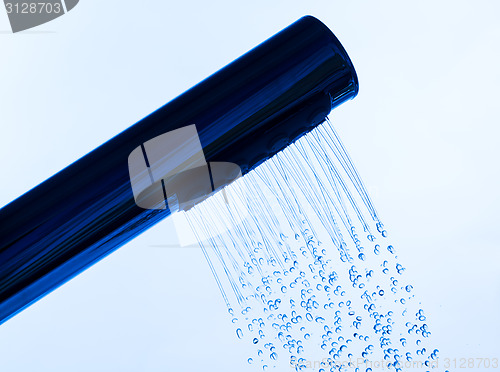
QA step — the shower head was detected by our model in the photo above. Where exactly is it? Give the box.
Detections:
[0,15,358,324]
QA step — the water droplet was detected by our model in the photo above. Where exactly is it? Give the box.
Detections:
[236,328,243,339]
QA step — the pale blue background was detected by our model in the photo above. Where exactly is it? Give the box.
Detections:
[0,1,499,370]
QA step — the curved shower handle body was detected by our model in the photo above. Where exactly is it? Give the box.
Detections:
[0,16,358,324]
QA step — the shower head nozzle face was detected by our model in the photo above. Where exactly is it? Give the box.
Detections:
[128,125,242,212]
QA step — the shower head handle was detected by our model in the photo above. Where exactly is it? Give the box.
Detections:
[0,15,358,324]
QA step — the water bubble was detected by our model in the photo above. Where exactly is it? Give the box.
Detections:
[236,328,243,339]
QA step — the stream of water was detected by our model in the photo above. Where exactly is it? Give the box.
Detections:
[184,119,438,371]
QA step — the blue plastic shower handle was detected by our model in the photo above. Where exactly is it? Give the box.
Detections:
[0,16,358,324]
